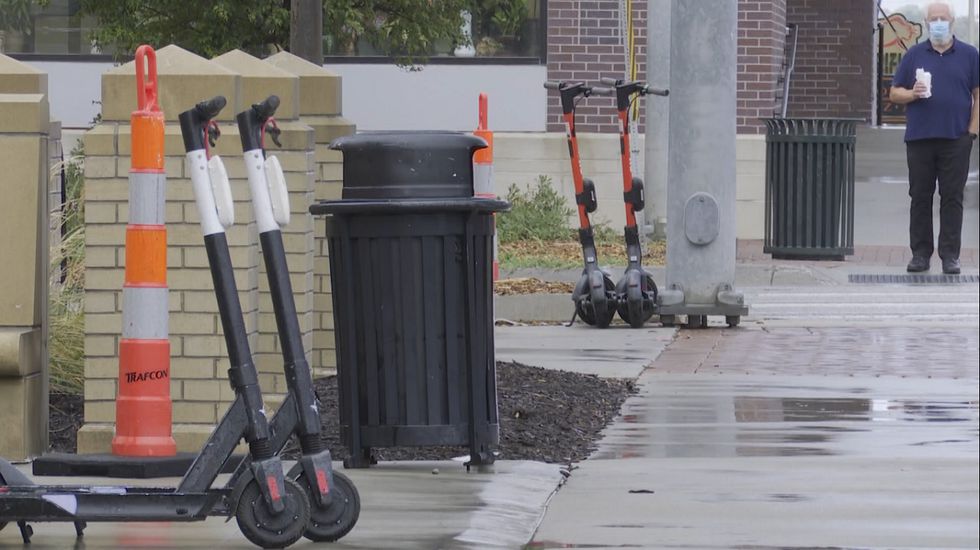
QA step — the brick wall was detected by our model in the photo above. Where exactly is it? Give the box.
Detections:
[785,0,874,120]
[545,0,875,134]
[737,0,787,134]
[545,0,648,133]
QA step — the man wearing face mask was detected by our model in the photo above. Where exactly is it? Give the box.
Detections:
[889,1,979,275]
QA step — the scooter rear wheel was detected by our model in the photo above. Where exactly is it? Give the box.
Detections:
[299,471,361,542]
[236,477,310,549]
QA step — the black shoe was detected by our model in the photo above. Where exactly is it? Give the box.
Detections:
[907,256,930,272]
[942,257,961,275]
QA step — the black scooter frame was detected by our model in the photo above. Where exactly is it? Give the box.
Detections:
[231,95,360,542]
[0,97,307,549]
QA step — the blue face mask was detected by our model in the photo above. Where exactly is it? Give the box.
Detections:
[929,20,951,43]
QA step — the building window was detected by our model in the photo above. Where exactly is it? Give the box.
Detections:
[0,0,112,56]
[324,0,546,63]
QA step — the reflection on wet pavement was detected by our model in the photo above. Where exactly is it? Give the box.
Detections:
[593,375,979,460]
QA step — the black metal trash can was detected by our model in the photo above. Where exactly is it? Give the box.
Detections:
[763,118,858,260]
[310,132,509,468]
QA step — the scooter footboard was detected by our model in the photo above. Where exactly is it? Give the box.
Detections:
[0,459,34,487]
[0,486,223,522]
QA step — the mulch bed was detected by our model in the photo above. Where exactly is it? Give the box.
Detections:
[49,361,636,466]
[494,277,576,296]
[499,238,666,269]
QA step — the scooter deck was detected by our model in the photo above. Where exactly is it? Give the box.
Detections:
[0,485,227,522]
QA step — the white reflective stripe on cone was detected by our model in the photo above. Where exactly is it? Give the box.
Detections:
[473,163,493,196]
[186,150,225,237]
[121,286,169,339]
[128,172,166,225]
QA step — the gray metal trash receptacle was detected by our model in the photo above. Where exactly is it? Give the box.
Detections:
[310,132,509,469]
[763,118,858,260]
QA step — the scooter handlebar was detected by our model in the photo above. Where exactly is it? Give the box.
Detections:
[599,77,620,86]
[252,95,280,119]
[588,86,615,97]
[646,87,669,97]
[194,96,227,120]
[544,81,562,90]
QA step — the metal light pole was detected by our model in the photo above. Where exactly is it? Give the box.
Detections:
[649,0,748,328]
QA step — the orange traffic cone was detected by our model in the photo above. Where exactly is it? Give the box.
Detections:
[111,45,176,457]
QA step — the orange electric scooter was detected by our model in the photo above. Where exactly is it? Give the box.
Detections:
[601,76,668,328]
[544,80,617,328]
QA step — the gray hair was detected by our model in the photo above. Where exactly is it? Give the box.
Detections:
[926,1,956,20]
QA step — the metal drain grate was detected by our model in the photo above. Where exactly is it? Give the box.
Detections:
[849,273,980,284]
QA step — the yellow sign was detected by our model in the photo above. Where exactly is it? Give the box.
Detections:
[878,13,923,124]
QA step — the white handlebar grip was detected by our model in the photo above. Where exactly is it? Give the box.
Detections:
[208,155,235,228]
[264,155,290,227]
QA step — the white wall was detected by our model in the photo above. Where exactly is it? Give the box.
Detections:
[323,63,548,131]
[24,59,548,132]
[24,60,114,129]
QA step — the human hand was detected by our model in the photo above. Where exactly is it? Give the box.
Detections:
[912,80,930,99]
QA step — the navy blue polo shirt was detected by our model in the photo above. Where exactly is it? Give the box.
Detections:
[893,37,980,142]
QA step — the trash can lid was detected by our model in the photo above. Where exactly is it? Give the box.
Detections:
[330,131,488,200]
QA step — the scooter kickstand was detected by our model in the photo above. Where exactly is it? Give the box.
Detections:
[17,520,33,544]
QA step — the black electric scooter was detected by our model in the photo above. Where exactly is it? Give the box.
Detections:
[544,80,618,328]
[601,76,668,328]
[0,96,309,549]
[232,95,360,542]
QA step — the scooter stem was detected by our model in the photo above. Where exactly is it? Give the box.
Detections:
[236,96,324,446]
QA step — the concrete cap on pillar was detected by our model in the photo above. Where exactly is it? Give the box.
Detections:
[0,53,48,94]
[212,49,300,120]
[101,45,240,122]
[264,51,342,117]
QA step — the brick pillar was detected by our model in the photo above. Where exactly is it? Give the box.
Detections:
[0,54,50,460]
[737,0,788,134]
[264,51,355,378]
[78,45,262,453]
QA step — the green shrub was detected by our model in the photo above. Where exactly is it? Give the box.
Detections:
[497,175,573,243]
[49,148,85,395]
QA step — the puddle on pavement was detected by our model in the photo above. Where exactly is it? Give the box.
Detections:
[592,384,979,460]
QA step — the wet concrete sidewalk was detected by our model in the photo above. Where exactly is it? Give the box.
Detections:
[1,460,564,549]
[531,325,980,549]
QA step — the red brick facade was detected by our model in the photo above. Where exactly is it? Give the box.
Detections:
[545,0,649,133]
[784,0,875,121]
[737,0,787,134]
[544,0,875,135]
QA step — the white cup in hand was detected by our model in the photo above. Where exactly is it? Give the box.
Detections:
[915,68,932,98]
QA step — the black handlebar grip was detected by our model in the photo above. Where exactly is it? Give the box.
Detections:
[589,86,615,96]
[599,77,620,86]
[544,81,562,90]
[252,95,280,119]
[646,88,670,97]
[195,96,227,120]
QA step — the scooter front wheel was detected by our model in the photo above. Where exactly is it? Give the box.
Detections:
[299,471,361,542]
[236,477,311,549]
[617,272,658,328]
[577,274,616,328]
